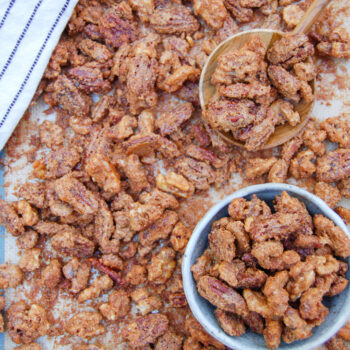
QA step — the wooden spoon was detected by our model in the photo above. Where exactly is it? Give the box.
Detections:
[199,0,330,149]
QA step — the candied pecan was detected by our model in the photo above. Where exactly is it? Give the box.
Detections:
[198,276,248,316]
[68,66,111,94]
[98,3,137,48]
[267,65,301,101]
[13,200,39,226]
[226,221,250,255]
[283,323,313,344]
[35,146,80,180]
[250,212,303,241]
[219,260,267,289]
[113,210,135,242]
[243,289,273,318]
[123,154,150,193]
[314,215,350,258]
[314,182,341,208]
[129,0,154,22]
[107,114,137,140]
[212,49,260,85]
[289,149,316,179]
[321,116,350,148]
[294,62,316,81]
[7,301,49,344]
[156,172,195,199]
[335,206,350,224]
[191,254,211,282]
[325,336,348,350]
[218,81,271,101]
[317,148,350,182]
[156,102,194,136]
[140,210,178,246]
[99,254,123,270]
[40,259,61,288]
[62,258,90,293]
[263,319,282,350]
[263,271,289,317]
[268,159,289,183]
[245,157,277,179]
[128,202,164,231]
[317,42,350,58]
[86,153,121,197]
[51,231,95,258]
[185,316,225,349]
[251,240,300,270]
[150,6,199,34]
[39,120,63,149]
[126,54,158,114]
[224,0,253,23]
[193,0,228,29]
[204,98,256,133]
[338,322,350,341]
[122,314,169,347]
[211,15,233,40]
[160,65,200,93]
[66,312,105,339]
[54,175,99,215]
[91,95,113,122]
[0,199,24,236]
[300,80,314,103]
[148,247,176,284]
[302,120,327,156]
[170,221,192,252]
[17,229,39,250]
[78,275,113,303]
[214,309,245,336]
[131,288,162,315]
[123,133,160,157]
[283,4,304,29]
[228,198,246,220]
[99,290,130,321]
[185,144,224,168]
[19,182,46,209]
[339,178,350,198]
[0,263,23,289]
[19,248,41,272]
[267,34,310,65]
[78,38,111,63]
[281,136,303,161]
[72,345,104,350]
[51,75,92,117]
[299,287,328,322]
[175,157,215,190]
[244,112,278,151]
[155,330,183,350]
[209,227,235,262]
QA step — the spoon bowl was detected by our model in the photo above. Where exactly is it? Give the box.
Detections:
[199,29,316,149]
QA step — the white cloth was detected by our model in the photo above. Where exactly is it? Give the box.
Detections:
[0,0,78,150]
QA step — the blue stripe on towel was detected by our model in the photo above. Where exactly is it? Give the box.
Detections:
[0,0,71,128]
[0,0,16,31]
[0,149,5,349]
[0,0,43,81]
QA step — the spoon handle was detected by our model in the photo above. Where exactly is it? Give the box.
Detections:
[293,0,331,35]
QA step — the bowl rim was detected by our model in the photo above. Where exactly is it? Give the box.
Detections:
[182,183,350,350]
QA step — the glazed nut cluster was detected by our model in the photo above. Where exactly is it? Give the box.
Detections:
[204,34,316,151]
[192,191,350,349]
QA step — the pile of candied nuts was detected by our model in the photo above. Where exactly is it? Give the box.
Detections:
[205,34,316,151]
[0,0,349,348]
[192,191,350,349]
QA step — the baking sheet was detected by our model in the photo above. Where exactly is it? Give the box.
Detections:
[1,1,350,348]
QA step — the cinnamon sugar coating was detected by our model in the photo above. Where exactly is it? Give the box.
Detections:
[192,192,350,348]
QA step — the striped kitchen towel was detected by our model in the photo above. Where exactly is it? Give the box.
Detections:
[0,0,79,150]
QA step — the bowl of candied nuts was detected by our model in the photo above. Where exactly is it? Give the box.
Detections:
[182,183,350,350]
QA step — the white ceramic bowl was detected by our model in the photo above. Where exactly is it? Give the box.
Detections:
[182,183,350,350]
